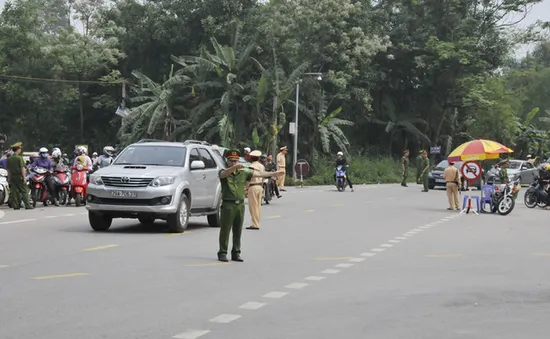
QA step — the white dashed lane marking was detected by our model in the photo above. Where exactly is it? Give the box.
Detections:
[172,329,210,339]
[395,237,407,240]
[388,240,400,243]
[285,283,308,289]
[263,291,288,298]
[349,257,365,262]
[0,218,37,225]
[209,314,241,324]
[361,252,376,257]
[239,302,266,310]
[371,248,386,252]
[335,263,354,268]
[305,276,326,281]
[380,244,393,248]
[321,269,340,274]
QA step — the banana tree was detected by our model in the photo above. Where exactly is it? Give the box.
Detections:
[118,65,190,144]
[301,94,354,160]
[171,26,256,147]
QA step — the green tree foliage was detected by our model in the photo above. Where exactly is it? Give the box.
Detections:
[1,0,549,171]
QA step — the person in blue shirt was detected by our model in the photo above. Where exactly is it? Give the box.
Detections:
[0,150,12,169]
[30,147,58,206]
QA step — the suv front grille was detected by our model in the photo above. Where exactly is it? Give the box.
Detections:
[101,176,154,188]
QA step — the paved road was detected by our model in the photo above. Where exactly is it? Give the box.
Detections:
[1,184,549,339]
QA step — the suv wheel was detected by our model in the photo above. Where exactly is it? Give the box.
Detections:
[167,194,189,233]
[89,211,113,231]
[207,199,221,227]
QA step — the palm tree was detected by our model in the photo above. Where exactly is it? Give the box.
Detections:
[301,94,354,159]
[118,66,190,144]
[171,25,256,147]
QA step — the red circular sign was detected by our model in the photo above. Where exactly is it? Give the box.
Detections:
[460,161,481,181]
[294,159,310,176]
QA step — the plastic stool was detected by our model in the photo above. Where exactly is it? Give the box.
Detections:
[462,195,480,212]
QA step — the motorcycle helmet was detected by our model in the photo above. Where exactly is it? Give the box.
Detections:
[52,149,62,159]
[103,146,115,157]
[337,151,343,156]
[39,147,48,158]
[260,153,267,159]
[92,152,98,157]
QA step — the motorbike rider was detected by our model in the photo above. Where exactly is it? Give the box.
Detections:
[51,148,70,167]
[73,146,93,170]
[0,150,13,169]
[334,151,354,192]
[97,146,115,169]
[244,147,251,162]
[263,154,281,198]
[30,147,59,206]
[91,152,99,170]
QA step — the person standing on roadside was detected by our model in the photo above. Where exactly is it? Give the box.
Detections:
[246,150,265,230]
[420,151,430,192]
[444,160,461,210]
[264,154,281,198]
[415,150,423,184]
[401,149,409,187]
[6,142,33,210]
[277,146,287,191]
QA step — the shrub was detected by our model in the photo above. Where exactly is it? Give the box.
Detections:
[283,155,416,186]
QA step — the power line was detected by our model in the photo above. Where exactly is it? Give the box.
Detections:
[0,74,125,85]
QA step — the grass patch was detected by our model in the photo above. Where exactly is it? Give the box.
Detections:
[284,155,418,186]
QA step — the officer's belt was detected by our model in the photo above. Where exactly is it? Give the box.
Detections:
[249,183,262,186]
[223,199,244,204]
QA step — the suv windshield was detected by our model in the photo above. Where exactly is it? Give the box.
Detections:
[508,161,521,169]
[113,145,187,167]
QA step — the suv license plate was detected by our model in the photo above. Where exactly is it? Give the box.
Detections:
[436,179,446,183]
[111,190,137,198]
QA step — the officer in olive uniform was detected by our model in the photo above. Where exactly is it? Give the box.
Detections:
[420,150,430,192]
[498,159,509,183]
[401,149,410,187]
[217,149,283,262]
[415,150,423,184]
[6,142,33,210]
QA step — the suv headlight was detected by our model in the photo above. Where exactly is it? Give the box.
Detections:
[89,174,103,185]
[150,176,175,187]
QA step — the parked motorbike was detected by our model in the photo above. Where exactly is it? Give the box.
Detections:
[29,167,53,207]
[490,179,521,215]
[69,164,88,207]
[335,165,348,191]
[0,168,10,206]
[524,177,550,208]
[53,164,71,205]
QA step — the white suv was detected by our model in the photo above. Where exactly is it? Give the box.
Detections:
[86,140,224,233]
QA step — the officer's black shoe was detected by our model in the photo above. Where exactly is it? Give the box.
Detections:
[231,255,243,262]
[218,255,229,262]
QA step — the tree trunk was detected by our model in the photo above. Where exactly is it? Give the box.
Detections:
[270,95,279,157]
[78,84,84,144]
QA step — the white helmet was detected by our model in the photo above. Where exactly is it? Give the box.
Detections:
[77,146,87,155]
[337,151,343,156]
[103,146,115,156]
[92,152,98,156]
[52,149,62,158]
[244,147,251,153]
[39,147,48,153]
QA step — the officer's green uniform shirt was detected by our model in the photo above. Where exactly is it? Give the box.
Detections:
[6,154,25,180]
[402,156,409,168]
[219,169,253,201]
[421,157,430,190]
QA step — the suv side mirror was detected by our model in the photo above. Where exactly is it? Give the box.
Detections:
[190,160,205,170]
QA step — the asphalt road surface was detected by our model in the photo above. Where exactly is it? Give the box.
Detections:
[1,184,549,339]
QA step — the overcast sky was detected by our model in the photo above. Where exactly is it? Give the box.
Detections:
[0,0,548,55]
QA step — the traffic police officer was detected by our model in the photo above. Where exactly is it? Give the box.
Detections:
[217,149,282,262]
[6,142,33,210]
[246,150,265,230]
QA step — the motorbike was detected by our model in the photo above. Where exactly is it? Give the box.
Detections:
[335,165,348,191]
[0,168,10,206]
[524,177,550,208]
[490,179,521,215]
[53,164,71,205]
[262,177,275,205]
[29,167,53,207]
[69,164,88,207]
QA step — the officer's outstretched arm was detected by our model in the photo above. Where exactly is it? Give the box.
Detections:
[220,164,244,178]
[252,169,284,178]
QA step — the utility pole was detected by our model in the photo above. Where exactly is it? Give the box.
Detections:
[292,73,322,180]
